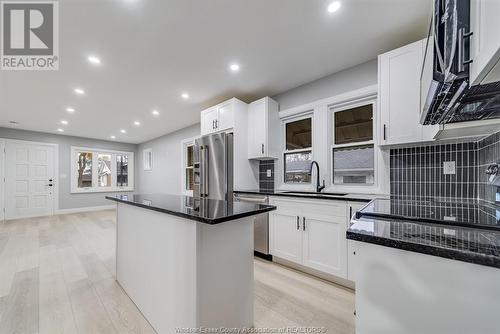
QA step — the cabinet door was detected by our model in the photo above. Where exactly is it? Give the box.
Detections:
[379,40,424,145]
[247,99,267,159]
[217,102,233,131]
[201,108,218,136]
[301,214,347,278]
[269,210,302,264]
[470,0,500,85]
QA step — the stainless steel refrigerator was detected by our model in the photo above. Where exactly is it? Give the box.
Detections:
[193,132,233,200]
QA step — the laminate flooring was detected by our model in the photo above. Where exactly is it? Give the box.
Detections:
[0,210,355,334]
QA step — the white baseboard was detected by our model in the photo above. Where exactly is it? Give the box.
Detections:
[56,204,116,215]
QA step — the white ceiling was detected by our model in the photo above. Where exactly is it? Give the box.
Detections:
[0,0,432,144]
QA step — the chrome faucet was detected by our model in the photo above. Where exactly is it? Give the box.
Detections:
[310,161,325,193]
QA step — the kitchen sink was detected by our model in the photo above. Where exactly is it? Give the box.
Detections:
[281,191,347,196]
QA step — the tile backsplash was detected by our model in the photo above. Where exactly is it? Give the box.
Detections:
[259,160,275,192]
[390,129,500,204]
[478,131,500,204]
[390,142,479,201]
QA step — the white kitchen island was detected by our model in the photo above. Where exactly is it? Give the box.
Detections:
[106,194,276,334]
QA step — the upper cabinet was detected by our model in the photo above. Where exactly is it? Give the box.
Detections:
[470,0,500,85]
[247,97,280,160]
[200,99,240,136]
[378,39,438,146]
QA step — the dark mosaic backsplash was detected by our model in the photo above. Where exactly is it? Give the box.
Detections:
[478,131,500,204]
[259,160,275,192]
[390,142,479,201]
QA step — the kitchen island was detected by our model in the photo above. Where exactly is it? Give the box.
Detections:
[347,198,500,334]
[106,194,276,334]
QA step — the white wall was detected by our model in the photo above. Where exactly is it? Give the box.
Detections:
[0,127,138,210]
[137,124,200,194]
[272,59,377,110]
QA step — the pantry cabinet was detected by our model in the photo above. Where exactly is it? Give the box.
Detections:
[269,197,348,278]
[378,39,438,146]
[247,97,280,160]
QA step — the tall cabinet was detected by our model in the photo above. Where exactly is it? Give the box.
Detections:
[247,97,280,160]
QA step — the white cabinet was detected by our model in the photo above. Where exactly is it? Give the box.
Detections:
[379,39,438,146]
[247,97,280,160]
[200,99,241,136]
[269,197,348,278]
[470,0,500,85]
[200,108,218,135]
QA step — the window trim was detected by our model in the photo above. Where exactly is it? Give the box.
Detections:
[282,113,314,184]
[181,137,198,196]
[330,99,378,188]
[70,146,134,193]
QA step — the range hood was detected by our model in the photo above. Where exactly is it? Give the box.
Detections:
[420,0,500,126]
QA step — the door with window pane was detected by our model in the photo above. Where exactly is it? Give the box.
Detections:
[332,104,375,185]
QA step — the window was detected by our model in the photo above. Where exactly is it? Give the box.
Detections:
[181,138,197,195]
[283,116,312,183]
[71,147,134,193]
[143,148,153,171]
[332,103,375,185]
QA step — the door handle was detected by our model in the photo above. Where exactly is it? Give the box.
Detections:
[302,217,306,231]
[296,216,300,230]
[383,124,386,141]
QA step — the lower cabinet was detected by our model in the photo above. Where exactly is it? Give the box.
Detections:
[269,197,348,279]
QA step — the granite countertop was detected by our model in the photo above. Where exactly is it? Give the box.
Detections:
[234,189,386,202]
[347,199,500,269]
[106,194,276,224]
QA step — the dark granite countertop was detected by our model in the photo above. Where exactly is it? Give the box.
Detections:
[347,199,500,268]
[106,194,276,224]
[234,189,381,203]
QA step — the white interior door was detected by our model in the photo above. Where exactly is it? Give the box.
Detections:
[4,141,56,220]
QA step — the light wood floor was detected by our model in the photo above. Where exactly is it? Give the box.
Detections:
[0,210,355,334]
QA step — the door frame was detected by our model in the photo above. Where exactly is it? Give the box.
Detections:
[1,138,59,220]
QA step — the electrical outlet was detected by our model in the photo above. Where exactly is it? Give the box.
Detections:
[443,161,456,175]
[266,169,272,178]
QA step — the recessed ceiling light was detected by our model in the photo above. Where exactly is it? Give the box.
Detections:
[120,129,126,133]
[74,88,85,95]
[229,63,240,72]
[327,1,341,13]
[60,120,68,125]
[57,128,64,132]
[87,55,101,65]
[110,135,116,139]
[66,107,75,113]
[152,109,160,116]
[134,121,141,126]
[181,93,189,99]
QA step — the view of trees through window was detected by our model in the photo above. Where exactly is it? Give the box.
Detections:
[284,117,312,183]
[98,154,112,187]
[117,155,129,187]
[77,152,93,188]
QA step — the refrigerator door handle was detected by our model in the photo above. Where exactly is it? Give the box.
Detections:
[203,145,209,197]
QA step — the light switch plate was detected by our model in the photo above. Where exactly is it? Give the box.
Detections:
[266,169,272,178]
[443,161,456,175]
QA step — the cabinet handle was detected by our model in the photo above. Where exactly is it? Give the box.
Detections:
[296,216,300,230]
[261,144,264,154]
[302,217,306,231]
[212,120,215,130]
[215,120,218,129]
[349,206,352,219]
[383,124,386,141]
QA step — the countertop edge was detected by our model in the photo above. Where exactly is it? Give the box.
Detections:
[105,196,277,225]
[234,190,375,202]
[346,231,500,269]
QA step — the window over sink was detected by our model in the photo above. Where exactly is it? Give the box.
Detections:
[283,115,313,183]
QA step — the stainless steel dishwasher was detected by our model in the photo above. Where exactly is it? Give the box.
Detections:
[233,193,270,258]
